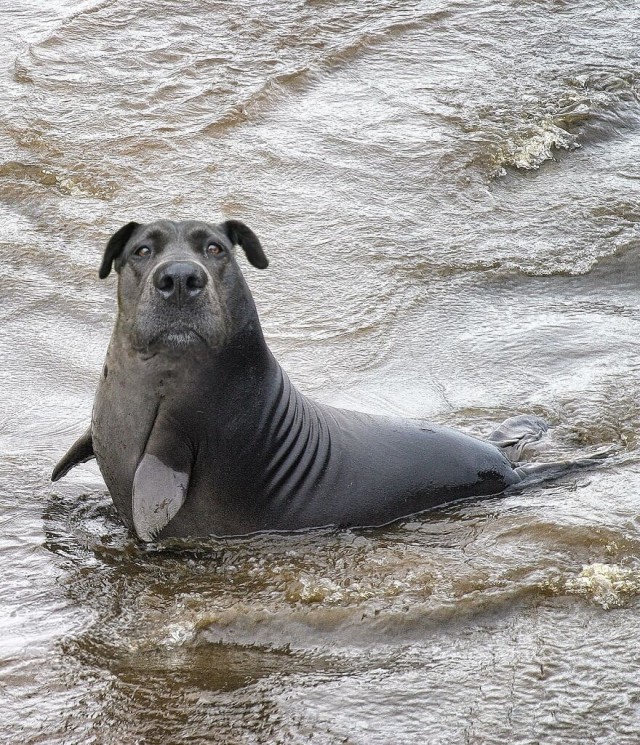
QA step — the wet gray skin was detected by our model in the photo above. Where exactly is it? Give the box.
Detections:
[52,219,534,542]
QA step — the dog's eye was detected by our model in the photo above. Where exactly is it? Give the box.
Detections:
[134,245,152,258]
[206,243,224,256]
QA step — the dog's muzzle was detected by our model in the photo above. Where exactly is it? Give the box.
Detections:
[153,261,208,308]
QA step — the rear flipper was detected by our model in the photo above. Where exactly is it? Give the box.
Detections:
[487,414,614,484]
[51,427,95,481]
[514,449,614,484]
[486,414,549,461]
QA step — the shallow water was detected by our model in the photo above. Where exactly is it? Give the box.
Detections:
[2,0,640,742]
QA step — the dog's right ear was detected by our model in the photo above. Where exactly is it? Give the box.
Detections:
[99,222,140,279]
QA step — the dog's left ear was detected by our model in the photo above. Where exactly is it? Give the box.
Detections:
[99,222,140,279]
[220,220,269,269]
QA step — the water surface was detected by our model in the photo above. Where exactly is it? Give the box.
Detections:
[2,1,640,742]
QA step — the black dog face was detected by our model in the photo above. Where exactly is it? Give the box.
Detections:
[99,219,268,353]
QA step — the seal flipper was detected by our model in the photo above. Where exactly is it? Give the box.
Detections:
[486,415,549,461]
[132,428,193,542]
[51,427,95,481]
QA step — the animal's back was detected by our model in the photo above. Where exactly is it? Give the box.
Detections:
[256,404,520,530]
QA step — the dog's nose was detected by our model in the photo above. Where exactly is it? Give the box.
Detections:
[153,261,208,305]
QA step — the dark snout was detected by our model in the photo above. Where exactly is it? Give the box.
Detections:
[153,261,208,307]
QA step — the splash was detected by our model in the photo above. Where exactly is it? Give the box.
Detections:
[495,120,579,173]
[544,563,640,609]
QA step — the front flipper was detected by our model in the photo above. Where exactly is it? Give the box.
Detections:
[132,427,193,542]
[133,456,189,542]
[51,427,95,481]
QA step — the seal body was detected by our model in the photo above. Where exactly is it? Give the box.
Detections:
[53,219,521,541]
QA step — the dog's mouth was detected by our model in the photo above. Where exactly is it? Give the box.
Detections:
[149,326,207,348]
[130,316,211,352]
[132,288,230,353]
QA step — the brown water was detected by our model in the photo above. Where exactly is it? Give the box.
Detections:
[2,1,640,742]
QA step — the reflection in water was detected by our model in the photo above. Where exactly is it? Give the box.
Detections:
[2,0,640,742]
[34,465,640,743]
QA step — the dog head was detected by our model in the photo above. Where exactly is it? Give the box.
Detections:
[99,219,268,352]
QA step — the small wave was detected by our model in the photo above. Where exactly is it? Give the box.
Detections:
[493,121,579,174]
[0,160,57,186]
[488,70,640,175]
[42,493,545,652]
[0,160,114,198]
[202,8,452,136]
[542,562,640,609]
[202,67,313,135]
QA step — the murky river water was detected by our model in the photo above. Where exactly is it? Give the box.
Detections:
[2,1,640,742]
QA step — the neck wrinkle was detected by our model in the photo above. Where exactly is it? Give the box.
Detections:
[260,365,332,507]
